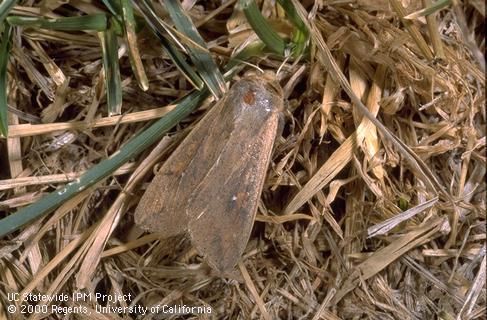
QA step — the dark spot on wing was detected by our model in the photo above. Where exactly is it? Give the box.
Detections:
[236,192,249,209]
[243,90,255,105]
[228,192,250,211]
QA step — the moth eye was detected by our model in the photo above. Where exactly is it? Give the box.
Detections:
[243,90,255,105]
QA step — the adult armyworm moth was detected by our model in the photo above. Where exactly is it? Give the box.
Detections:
[134,75,284,274]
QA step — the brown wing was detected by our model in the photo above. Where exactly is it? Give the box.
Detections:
[186,77,283,273]
[134,87,236,237]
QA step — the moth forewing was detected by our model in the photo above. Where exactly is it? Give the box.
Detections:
[134,91,232,237]
[134,76,284,274]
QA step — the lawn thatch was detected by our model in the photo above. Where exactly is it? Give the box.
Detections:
[0,0,485,319]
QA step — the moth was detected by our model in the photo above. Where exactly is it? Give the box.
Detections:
[134,75,284,274]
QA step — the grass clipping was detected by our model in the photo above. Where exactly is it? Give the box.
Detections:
[0,1,485,319]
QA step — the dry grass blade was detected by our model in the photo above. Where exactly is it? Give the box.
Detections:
[7,104,177,137]
[333,217,448,303]
[457,254,486,318]
[404,0,452,19]
[11,45,54,100]
[367,197,439,238]
[238,262,272,320]
[5,119,23,197]
[451,1,486,72]
[286,0,444,215]
[76,137,173,288]
[422,0,446,60]
[25,38,66,87]
[0,163,135,191]
[350,60,386,180]
[401,255,468,305]
[100,233,164,258]
[255,213,315,224]
[195,0,237,28]
[18,186,98,265]
[389,0,435,61]
[284,132,361,215]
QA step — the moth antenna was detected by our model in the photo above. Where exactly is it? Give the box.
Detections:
[223,59,265,79]
[241,60,265,73]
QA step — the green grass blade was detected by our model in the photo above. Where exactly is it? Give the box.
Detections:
[121,0,149,91]
[132,0,204,90]
[0,0,17,28]
[0,89,208,238]
[276,0,308,56]
[99,19,123,116]
[165,0,226,98]
[7,14,108,31]
[276,0,306,35]
[102,0,145,33]
[0,24,12,138]
[101,0,122,17]
[241,0,287,55]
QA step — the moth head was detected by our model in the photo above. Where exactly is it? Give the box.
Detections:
[241,70,283,101]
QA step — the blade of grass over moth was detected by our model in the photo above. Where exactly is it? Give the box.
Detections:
[7,14,108,31]
[404,0,452,19]
[0,24,12,137]
[99,19,123,116]
[165,0,226,98]
[132,0,204,90]
[0,89,208,238]
[121,0,149,91]
[241,0,287,55]
[276,0,309,56]
[0,0,17,27]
